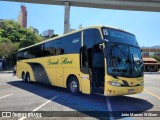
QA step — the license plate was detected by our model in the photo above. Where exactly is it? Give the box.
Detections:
[128,89,135,93]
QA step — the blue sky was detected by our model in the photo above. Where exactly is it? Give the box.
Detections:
[0,1,160,47]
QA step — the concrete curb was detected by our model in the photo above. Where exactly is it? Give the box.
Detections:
[144,72,160,74]
[0,71,13,73]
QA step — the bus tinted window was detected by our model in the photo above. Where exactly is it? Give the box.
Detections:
[17,51,23,60]
[44,41,56,56]
[17,44,43,60]
[28,44,43,58]
[102,28,139,46]
[64,32,81,53]
[84,29,101,48]
[17,49,28,60]
[54,38,65,55]
[43,38,65,56]
[17,32,81,60]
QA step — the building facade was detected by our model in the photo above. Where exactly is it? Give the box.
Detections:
[18,5,27,28]
[142,47,160,58]
[143,58,160,72]
[141,47,160,72]
[41,29,54,39]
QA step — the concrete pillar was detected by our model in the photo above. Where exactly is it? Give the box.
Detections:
[64,1,70,34]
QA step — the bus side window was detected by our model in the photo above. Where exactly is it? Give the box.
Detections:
[64,32,81,54]
[50,47,56,55]
[54,38,65,55]
[56,48,64,55]
[44,41,54,56]
[84,29,102,49]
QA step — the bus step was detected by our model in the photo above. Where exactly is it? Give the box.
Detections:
[94,93,104,96]
[93,87,104,94]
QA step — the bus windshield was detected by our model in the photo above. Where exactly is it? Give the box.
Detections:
[102,27,143,77]
[102,27,139,46]
[107,43,143,78]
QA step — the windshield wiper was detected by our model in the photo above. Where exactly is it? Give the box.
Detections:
[113,45,129,60]
[113,44,133,70]
[109,44,132,77]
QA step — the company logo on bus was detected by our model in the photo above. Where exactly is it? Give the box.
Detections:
[48,57,73,65]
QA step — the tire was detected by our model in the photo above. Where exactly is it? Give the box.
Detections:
[68,76,79,95]
[26,73,31,83]
[22,73,26,82]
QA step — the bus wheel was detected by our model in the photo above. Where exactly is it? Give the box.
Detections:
[22,72,26,82]
[68,76,79,95]
[26,73,31,83]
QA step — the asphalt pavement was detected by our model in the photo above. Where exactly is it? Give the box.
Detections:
[0,73,159,120]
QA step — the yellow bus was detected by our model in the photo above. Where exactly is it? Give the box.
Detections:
[16,25,144,96]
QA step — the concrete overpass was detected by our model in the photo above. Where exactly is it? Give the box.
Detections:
[1,0,160,33]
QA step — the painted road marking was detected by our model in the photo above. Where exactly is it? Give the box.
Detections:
[105,97,114,120]
[0,94,13,99]
[144,89,160,100]
[106,97,134,120]
[19,96,58,120]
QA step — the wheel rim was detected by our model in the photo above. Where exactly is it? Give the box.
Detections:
[27,75,30,82]
[70,81,78,93]
[22,74,25,81]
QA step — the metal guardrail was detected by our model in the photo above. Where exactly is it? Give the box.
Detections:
[144,72,160,74]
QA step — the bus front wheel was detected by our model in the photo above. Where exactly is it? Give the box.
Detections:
[68,76,79,95]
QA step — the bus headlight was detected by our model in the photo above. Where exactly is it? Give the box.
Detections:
[107,81,121,87]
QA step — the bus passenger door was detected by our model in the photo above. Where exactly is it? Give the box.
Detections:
[91,44,105,94]
[80,46,91,94]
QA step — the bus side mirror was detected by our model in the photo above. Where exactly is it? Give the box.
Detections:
[99,43,104,50]
[103,41,109,58]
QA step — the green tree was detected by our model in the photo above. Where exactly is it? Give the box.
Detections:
[51,34,59,38]
[0,42,18,67]
[0,20,21,43]
[19,28,42,48]
[0,20,42,68]
[152,56,160,62]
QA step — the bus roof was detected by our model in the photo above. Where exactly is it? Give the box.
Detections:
[18,25,134,51]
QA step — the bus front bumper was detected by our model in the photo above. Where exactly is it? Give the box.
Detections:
[104,85,144,96]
